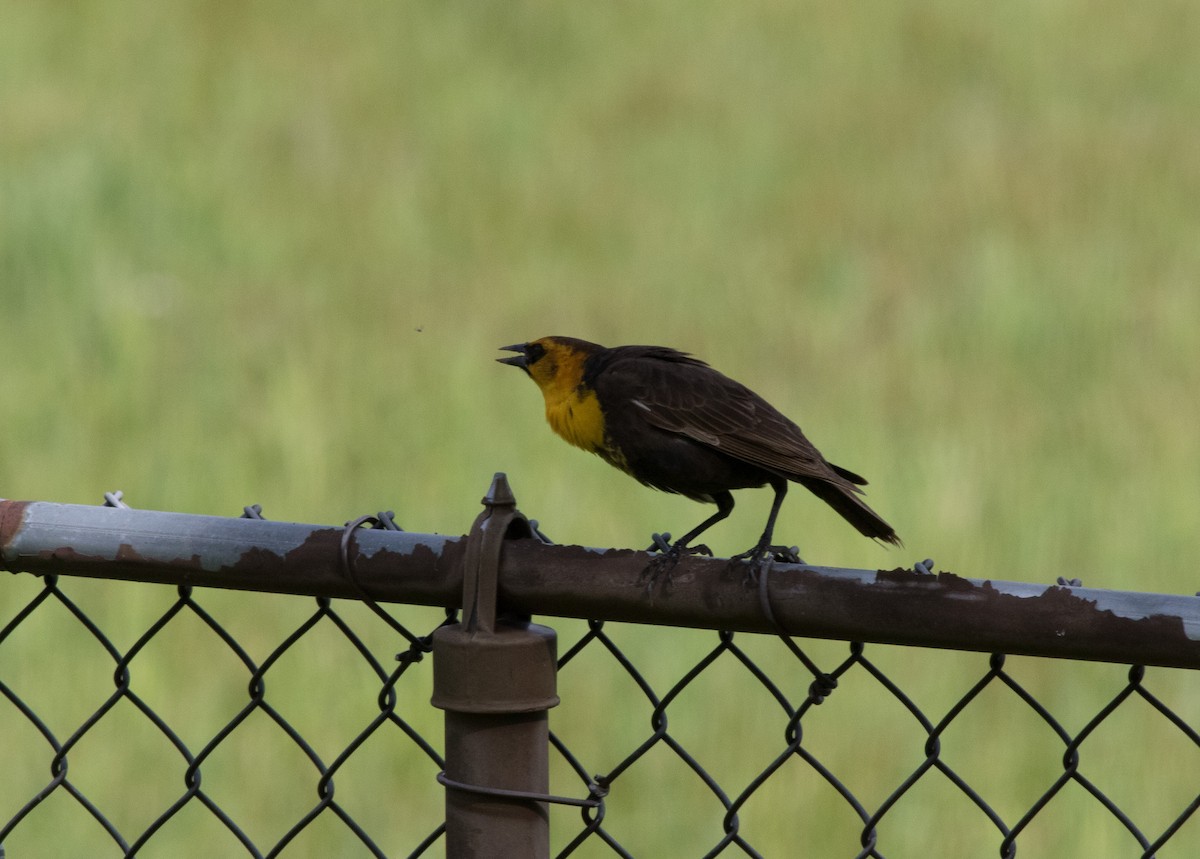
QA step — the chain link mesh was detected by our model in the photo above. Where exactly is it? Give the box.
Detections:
[548,621,1200,857]
[0,573,453,857]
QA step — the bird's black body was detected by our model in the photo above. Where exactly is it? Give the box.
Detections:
[499,337,900,563]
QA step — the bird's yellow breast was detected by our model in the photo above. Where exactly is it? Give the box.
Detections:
[544,386,607,454]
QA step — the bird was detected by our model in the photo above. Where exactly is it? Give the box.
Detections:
[498,336,900,574]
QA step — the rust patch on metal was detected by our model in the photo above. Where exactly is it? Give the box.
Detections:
[37,545,111,565]
[113,542,205,568]
[866,569,1200,667]
[0,500,31,564]
[876,565,974,591]
[230,527,343,571]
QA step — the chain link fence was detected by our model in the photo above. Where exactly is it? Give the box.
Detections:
[2,482,1198,857]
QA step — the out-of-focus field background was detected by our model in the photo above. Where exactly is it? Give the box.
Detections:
[3,2,1199,856]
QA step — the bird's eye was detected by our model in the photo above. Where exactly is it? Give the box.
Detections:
[526,342,546,364]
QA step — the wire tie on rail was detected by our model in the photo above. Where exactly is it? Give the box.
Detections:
[757,553,838,703]
[436,772,603,809]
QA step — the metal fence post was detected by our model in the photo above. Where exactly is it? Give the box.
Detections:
[432,475,559,858]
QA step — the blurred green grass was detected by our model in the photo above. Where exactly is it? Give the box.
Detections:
[3,1,1200,856]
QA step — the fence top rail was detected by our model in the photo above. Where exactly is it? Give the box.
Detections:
[3,495,1199,669]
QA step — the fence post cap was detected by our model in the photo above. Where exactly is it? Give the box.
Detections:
[431,618,559,713]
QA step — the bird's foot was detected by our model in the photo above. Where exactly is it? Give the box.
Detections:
[729,543,805,585]
[641,533,712,594]
[641,550,681,593]
[731,543,804,565]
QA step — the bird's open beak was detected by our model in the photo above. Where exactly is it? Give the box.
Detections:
[497,343,528,369]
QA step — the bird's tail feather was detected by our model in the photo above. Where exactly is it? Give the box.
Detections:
[797,476,902,547]
[830,463,868,486]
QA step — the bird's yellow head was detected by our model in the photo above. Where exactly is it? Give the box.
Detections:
[497,337,603,403]
[498,337,609,454]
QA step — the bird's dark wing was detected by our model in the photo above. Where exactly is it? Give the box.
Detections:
[592,347,861,492]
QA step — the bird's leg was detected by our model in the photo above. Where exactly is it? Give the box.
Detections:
[641,492,734,591]
[730,480,805,579]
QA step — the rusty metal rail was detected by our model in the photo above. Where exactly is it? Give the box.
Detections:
[3,492,1199,669]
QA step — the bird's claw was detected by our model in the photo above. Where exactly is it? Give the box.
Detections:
[641,547,681,594]
[640,536,713,594]
[729,544,804,585]
[731,544,804,565]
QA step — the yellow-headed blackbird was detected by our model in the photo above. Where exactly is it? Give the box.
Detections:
[499,336,900,565]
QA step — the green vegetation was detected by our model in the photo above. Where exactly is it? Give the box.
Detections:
[3,2,1199,856]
